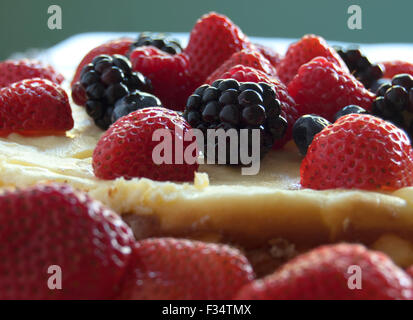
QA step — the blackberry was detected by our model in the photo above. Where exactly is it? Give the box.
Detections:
[183,79,288,164]
[292,115,331,156]
[111,90,162,123]
[80,54,153,129]
[335,47,384,89]
[129,32,182,55]
[333,105,368,122]
[372,73,413,140]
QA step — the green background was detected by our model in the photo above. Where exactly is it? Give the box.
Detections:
[0,0,411,60]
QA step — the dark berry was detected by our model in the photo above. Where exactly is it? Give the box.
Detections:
[372,79,391,96]
[391,74,413,90]
[79,54,154,130]
[333,105,368,122]
[335,47,384,89]
[293,115,331,156]
[384,86,408,112]
[128,32,182,56]
[183,79,288,164]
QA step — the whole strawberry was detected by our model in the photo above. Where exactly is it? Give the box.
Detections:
[216,65,298,149]
[235,243,413,300]
[0,183,135,299]
[0,59,64,88]
[71,38,133,87]
[118,238,255,300]
[288,57,375,121]
[93,107,198,181]
[206,48,277,84]
[278,34,348,84]
[0,78,73,137]
[130,46,198,110]
[301,114,413,190]
[381,60,413,79]
[184,12,251,82]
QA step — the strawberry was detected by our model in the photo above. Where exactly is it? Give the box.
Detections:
[0,78,74,137]
[381,60,413,79]
[288,57,375,121]
[407,266,413,279]
[235,243,413,300]
[206,48,277,84]
[130,46,198,110]
[278,34,348,85]
[216,65,298,149]
[254,43,282,68]
[0,183,135,299]
[184,12,251,82]
[71,38,133,87]
[301,114,413,190]
[0,59,64,88]
[118,238,255,300]
[93,107,198,181]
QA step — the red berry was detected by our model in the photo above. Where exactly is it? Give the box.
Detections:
[130,47,198,110]
[118,238,255,300]
[0,183,135,299]
[0,59,64,88]
[235,243,413,300]
[381,60,413,79]
[0,78,74,137]
[184,12,251,82]
[206,48,277,84]
[407,266,413,279]
[216,65,298,149]
[71,38,133,87]
[300,114,413,190]
[278,34,348,85]
[288,57,375,121]
[71,81,87,106]
[93,107,198,181]
[254,43,282,68]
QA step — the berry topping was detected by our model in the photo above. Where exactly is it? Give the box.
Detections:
[333,105,368,122]
[129,32,182,55]
[71,38,133,87]
[0,183,135,299]
[235,244,413,300]
[79,54,153,130]
[183,79,288,163]
[184,12,252,82]
[0,59,64,88]
[118,238,254,300]
[0,78,73,137]
[300,114,413,191]
[371,73,413,140]
[288,57,375,122]
[212,65,298,150]
[93,107,198,181]
[292,115,331,156]
[277,34,348,85]
[335,47,384,89]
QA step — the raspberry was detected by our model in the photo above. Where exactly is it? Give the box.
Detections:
[277,34,348,85]
[254,43,282,68]
[206,48,277,84]
[0,78,73,137]
[0,59,64,88]
[130,47,198,110]
[93,107,198,181]
[300,114,413,190]
[288,57,375,121]
[382,60,413,79]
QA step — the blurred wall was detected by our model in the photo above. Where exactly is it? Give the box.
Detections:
[0,0,412,59]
